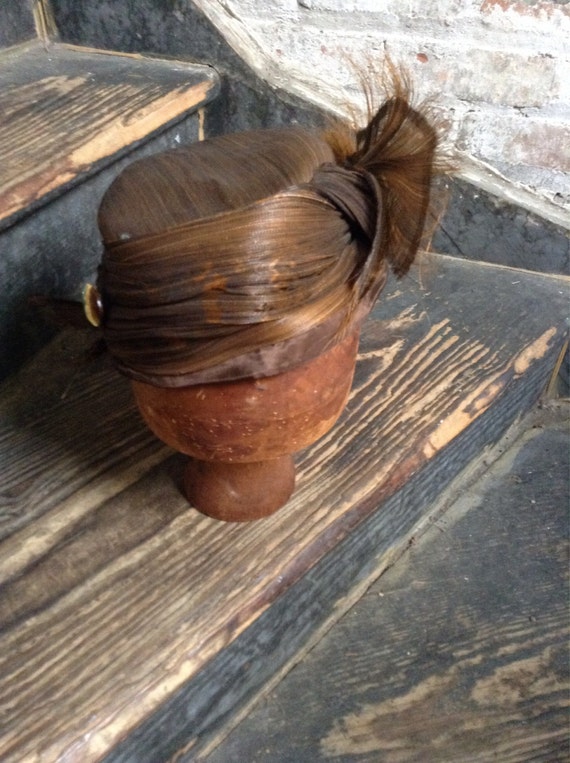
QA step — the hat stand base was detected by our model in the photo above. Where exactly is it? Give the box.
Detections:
[184,455,296,522]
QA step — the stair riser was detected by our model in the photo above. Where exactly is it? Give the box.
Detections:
[0,112,204,381]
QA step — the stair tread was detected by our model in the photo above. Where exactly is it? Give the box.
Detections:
[0,41,218,230]
[206,402,570,763]
[0,253,567,762]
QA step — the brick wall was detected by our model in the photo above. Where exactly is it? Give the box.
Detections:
[192,0,570,210]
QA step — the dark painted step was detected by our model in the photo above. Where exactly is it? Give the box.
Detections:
[206,400,569,763]
[0,41,219,379]
[0,253,567,762]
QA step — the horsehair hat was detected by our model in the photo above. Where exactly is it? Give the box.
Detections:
[92,81,438,388]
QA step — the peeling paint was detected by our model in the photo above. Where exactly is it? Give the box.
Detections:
[423,377,506,459]
[481,0,570,19]
[513,327,557,374]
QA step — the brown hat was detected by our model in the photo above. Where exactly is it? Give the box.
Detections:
[93,89,438,387]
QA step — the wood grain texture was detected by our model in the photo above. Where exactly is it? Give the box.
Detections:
[0,254,567,762]
[0,41,218,228]
[207,403,569,763]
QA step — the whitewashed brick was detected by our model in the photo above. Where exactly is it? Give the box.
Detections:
[194,0,570,204]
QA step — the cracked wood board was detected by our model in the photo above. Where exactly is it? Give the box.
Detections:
[0,41,218,229]
[0,253,567,762]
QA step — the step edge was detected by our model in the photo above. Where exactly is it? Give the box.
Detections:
[427,250,570,285]
[0,43,220,232]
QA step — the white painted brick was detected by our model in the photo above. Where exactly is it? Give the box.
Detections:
[226,0,298,17]
[303,0,474,19]
[481,0,570,33]
[414,47,561,108]
[263,24,563,109]
[196,0,570,204]
[459,110,570,172]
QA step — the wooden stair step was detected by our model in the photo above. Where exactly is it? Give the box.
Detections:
[205,401,570,762]
[0,41,219,230]
[0,253,567,762]
[0,41,219,381]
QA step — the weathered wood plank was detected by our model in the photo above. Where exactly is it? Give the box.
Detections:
[0,332,170,562]
[206,403,569,763]
[0,254,567,762]
[0,41,218,228]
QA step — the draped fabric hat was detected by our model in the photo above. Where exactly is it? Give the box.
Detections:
[93,82,439,388]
